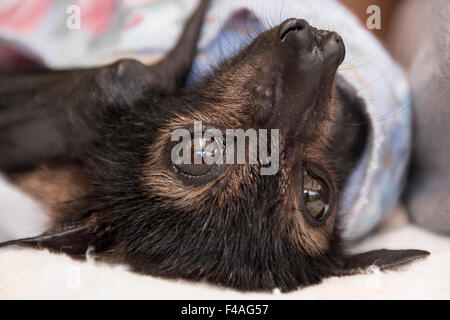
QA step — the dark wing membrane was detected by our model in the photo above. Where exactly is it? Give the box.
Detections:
[0,67,102,171]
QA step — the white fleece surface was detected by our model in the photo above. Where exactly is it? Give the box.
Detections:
[1,205,449,300]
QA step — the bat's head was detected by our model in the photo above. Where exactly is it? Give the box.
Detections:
[1,19,428,292]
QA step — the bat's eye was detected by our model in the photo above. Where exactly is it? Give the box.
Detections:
[174,136,224,179]
[302,170,331,222]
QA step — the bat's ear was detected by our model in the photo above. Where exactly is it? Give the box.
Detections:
[0,223,93,257]
[338,249,430,276]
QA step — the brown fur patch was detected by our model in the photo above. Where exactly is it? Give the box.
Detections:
[11,166,90,220]
[141,78,340,257]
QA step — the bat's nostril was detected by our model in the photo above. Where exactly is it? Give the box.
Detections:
[322,32,342,46]
[278,18,310,42]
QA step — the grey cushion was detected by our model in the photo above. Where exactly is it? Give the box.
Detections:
[392,0,450,234]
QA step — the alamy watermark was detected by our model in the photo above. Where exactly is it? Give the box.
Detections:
[171,121,280,175]
[65,4,382,33]
[66,5,81,30]
[66,265,81,290]
[366,5,381,30]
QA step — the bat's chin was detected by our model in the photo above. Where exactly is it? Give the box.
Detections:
[318,30,345,65]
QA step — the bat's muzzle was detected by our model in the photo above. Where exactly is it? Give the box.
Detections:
[278,18,345,66]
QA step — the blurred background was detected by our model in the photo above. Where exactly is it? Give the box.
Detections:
[341,0,429,70]
[339,0,450,235]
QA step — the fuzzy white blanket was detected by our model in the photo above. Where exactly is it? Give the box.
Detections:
[1,205,449,299]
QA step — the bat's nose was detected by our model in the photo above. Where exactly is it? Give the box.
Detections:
[277,18,345,64]
[278,19,312,45]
